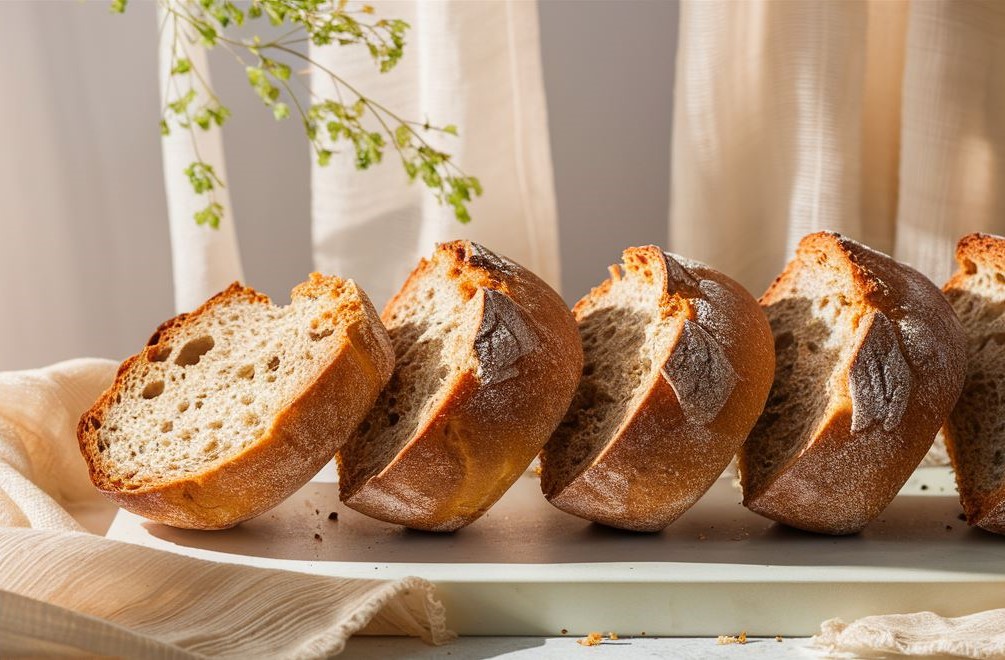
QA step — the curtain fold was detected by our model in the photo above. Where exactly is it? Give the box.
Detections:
[310,0,560,308]
[671,0,1005,295]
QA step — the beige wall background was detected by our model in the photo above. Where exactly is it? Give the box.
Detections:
[0,0,677,370]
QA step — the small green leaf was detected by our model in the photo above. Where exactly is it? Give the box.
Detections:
[246,66,265,86]
[318,149,333,166]
[194,109,211,130]
[171,58,192,75]
[443,124,458,136]
[194,202,224,229]
[394,124,411,148]
[273,102,290,120]
[109,0,127,13]
[159,119,170,136]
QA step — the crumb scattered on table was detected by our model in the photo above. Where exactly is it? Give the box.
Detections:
[533,464,543,477]
[717,631,747,645]
[608,632,618,640]
[775,635,783,642]
[946,524,953,531]
[958,513,967,522]
[578,632,604,646]
[328,511,339,521]
[561,628,568,635]
[698,533,707,541]
[313,533,322,542]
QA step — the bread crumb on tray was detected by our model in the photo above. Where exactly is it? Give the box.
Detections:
[576,632,618,646]
[716,631,747,645]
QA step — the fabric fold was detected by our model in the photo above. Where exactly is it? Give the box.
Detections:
[0,359,450,657]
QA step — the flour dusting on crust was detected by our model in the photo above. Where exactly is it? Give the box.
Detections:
[849,312,912,433]
[475,289,540,385]
[662,319,738,426]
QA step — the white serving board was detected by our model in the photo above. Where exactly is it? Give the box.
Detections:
[106,466,1005,636]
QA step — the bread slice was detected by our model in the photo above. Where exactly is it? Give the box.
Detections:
[539,246,775,531]
[77,274,393,530]
[741,232,966,535]
[943,233,1005,533]
[336,240,582,531]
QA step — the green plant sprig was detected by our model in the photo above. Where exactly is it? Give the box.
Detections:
[113,0,482,228]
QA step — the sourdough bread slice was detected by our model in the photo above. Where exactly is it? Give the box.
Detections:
[539,246,775,531]
[78,274,393,530]
[741,232,966,535]
[943,233,1005,533]
[337,240,582,531]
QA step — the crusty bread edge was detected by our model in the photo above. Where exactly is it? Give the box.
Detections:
[942,232,1005,533]
[542,247,776,532]
[741,232,967,535]
[339,240,583,531]
[77,278,393,530]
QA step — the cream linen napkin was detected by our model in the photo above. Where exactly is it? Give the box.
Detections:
[0,358,451,657]
[813,610,1005,659]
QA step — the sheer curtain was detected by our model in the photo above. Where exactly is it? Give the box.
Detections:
[670,0,1005,295]
[162,0,560,312]
[310,1,559,308]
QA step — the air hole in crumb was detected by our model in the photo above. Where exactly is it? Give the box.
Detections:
[175,335,215,366]
[142,380,165,399]
[161,421,173,433]
[388,412,400,426]
[775,332,795,351]
[963,258,977,275]
[208,420,223,430]
[240,394,254,405]
[89,417,102,431]
[243,412,259,427]
[266,374,276,383]
[237,364,255,379]
[229,314,239,321]
[203,439,218,453]
[148,344,172,362]
[309,328,334,341]
[178,401,190,413]
[267,356,280,371]
[997,273,1005,285]
[357,420,371,434]
[806,341,819,353]
[195,401,203,409]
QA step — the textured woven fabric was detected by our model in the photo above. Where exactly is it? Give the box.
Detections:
[671,0,1005,295]
[310,0,560,308]
[814,610,1005,659]
[0,359,451,657]
[675,2,1005,654]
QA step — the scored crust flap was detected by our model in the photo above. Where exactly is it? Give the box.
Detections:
[338,240,582,531]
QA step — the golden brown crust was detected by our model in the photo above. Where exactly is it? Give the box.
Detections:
[943,233,1005,533]
[77,276,393,530]
[541,246,775,532]
[742,232,967,535]
[339,240,583,531]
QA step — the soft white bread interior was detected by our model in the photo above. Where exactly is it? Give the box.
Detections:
[78,275,393,530]
[337,240,582,531]
[943,233,1005,534]
[541,246,775,532]
[741,232,966,535]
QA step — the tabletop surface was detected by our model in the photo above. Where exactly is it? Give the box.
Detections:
[340,636,819,658]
